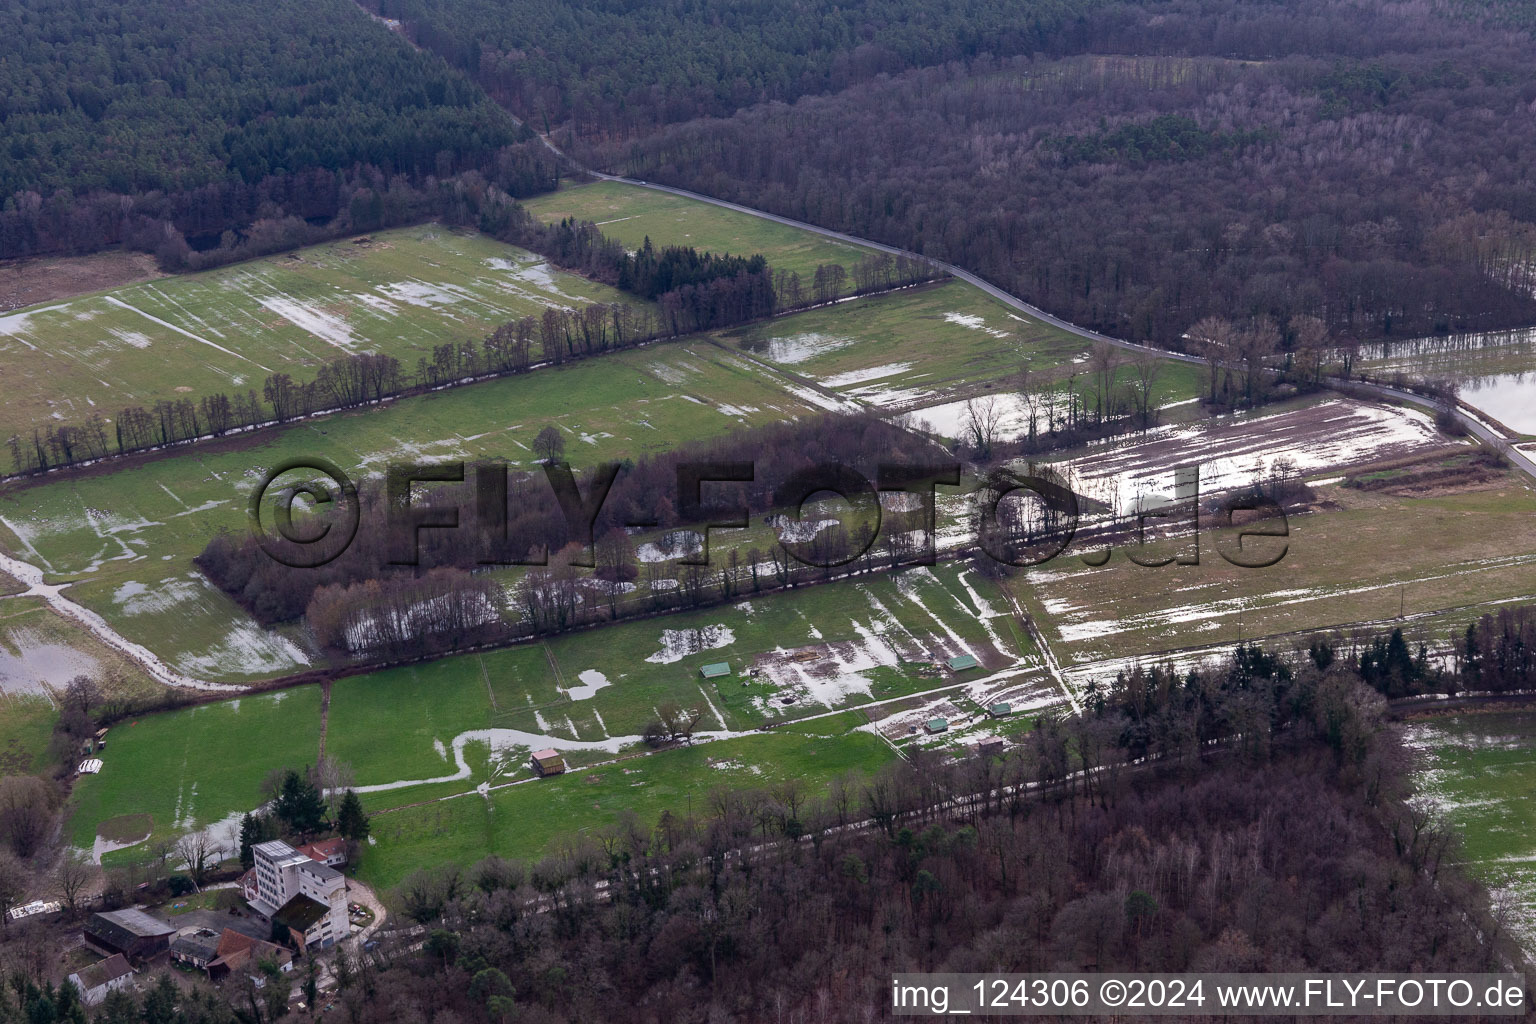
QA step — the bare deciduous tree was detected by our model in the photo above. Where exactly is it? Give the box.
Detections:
[53,850,93,917]
[1129,351,1162,425]
[174,831,219,887]
[964,396,1004,459]
[1188,316,1236,402]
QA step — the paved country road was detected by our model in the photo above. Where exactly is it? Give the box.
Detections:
[1330,379,1536,483]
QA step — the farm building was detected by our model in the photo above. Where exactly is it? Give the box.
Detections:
[988,702,1012,717]
[947,655,979,672]
[700,662,731,679]
[207,930,293,982]
[84,909,175,960]
[925,718,949,735]
[272,896,336,955]
[67,954,134,1006]
[170,929,222,970]
[531,749,567,776]
[295,838,347,867]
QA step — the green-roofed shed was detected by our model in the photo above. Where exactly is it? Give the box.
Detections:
[989,702,1012,717]
[947,654,979,671]
[700,662,731,679]
[924,718,949,735]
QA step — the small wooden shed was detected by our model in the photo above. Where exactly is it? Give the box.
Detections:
[530,749,566,776]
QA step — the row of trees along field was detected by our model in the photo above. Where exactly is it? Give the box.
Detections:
[610,0,1536,346]
[197,414,946,653]
[356,640,1513,1022]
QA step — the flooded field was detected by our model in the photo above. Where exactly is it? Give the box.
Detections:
[1358,328,1536,434]
[1046,397,1451,517]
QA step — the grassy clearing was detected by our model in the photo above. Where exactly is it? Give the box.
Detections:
[358,726,896,890]
[326,563,1034,784]
[326,657,505,787]
[717,279,1094,409]
[0,225,647,444]
[1408,711,1536,953]
[0,340,822,678]
[522,181,872,280]
[0,692,55,776]
[1010,479,1536,670]
[67,687,323,852]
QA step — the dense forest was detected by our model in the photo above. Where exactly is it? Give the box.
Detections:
[0,0,519,197]
[360,0,1107,137]
[610,0,1536,345]
[0,0,551,264]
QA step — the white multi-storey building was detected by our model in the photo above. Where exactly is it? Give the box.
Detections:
[247,840,349,951]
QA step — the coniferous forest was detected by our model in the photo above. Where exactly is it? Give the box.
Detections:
[0,0,539,263]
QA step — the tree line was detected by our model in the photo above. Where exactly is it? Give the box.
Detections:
[360,0,1106,140]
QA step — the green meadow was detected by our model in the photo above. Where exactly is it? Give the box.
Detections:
[522,181,873,280]
[1011,479,1536,669]
[1408,711,1536,954]
[65,566,1048,875]
[720,280,1087,405]
[0,225,646,445]
[359,722,896,889]
[68,687,324,853]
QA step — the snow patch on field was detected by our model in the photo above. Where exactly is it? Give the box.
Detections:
[177,624,311,678]
[107,327,153,350]
[942,311,1010,338]
[1052,399,1447,517]
[377,280,476,308]
[770,515,841,544]
[821,362,914,389]
[777,381,864,413]
[849,381,937,408]
[257,296,357,350]
[636,531,703,563]
[110,578,203,615]
[563,669,611,700]
[759,332,857,364]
